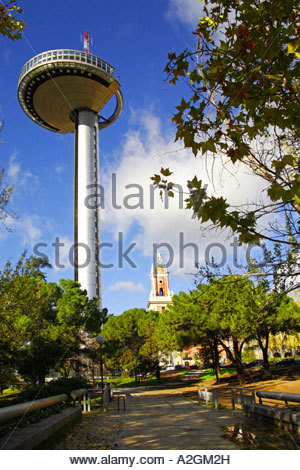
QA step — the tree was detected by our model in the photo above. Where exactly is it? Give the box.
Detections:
[245,286,300,370]
[156,280,253,384]
[102,309,160,382]
[84,303,109,336]
[74,301,109,383]
[0,0,26,40]
[157,288,222,380]
[160,275,299,384]
[154,0,300,251]
[14,278,97,385]
[0,254,96,385]
[0,254,47,372]
[0,1,26,228]
[193,278,256,384]
[0,255,50,385]
[195,240,300,370]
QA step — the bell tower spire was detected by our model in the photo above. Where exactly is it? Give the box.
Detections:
[148,250,173,312]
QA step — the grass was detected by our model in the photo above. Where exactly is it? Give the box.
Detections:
[89,396,103,406]
[0,389,22,408]
[199,368,236,381]
[1,387,21,396]
[108,375,158,387]
[207,402,226,409]
[107,370,189,388]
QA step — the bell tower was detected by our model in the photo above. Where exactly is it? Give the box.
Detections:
[147,251,173,312]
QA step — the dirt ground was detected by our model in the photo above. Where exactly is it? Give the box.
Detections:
[187,368,300,409]
[52,368,300,449]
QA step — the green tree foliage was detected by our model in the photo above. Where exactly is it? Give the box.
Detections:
[157,288,221,379]
[0,1,26,228]
[157,280,253,384]
[16,278,98,385]
[73,301,108,373]
[200,278,256,384]
[0,254,49,369]
[159,275,300,384]
[211,276,265,384]
[155,0,300,247]
[246,285,300,370]
[84,304,108,336]
[0,169,13,230]
[0,254,97,386]
[0,0,26,40]
[102,309,160,382]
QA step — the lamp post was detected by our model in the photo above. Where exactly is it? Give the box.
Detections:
[96,336,105,390]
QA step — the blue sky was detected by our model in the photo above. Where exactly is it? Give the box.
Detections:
[0,0,265,315]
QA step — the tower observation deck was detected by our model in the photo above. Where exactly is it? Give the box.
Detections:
[18,49,123,307]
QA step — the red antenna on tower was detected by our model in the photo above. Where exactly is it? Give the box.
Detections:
[83,30,90,53]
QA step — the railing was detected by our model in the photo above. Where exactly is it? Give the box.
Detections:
[198,386,218,408]
[18,49,115,86]
[148,293,173,301]
[256,391,300,408]
[0,394,68,424]
[102,384,112,411]
[198,386,256,409]
[231,388,256,409]
[87,384,112,412]
[243,391,300,430]
[198,386,300,414]
[70,388,88,411]
[0,384,113,428]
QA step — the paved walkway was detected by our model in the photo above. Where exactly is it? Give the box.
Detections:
[107,386,241,450]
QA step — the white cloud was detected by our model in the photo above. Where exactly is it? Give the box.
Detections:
[4,214,43,247]
[7,151,39,193]
[166,0,203,26]
[108,281,146,293]
[100,110,268,277]
[7,152,21,180]
[55,165,64,175]
[4,49,11,64]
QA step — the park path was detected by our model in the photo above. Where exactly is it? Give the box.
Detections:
[103,385,241,450]
[53,378,243,450]
[51,373,300,450]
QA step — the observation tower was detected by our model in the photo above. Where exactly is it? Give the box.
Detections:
[17,35,123,306]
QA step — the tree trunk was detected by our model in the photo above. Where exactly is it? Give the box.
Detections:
[218,336,244,383]
[236,363,245,385]
[211,339,220,381]
[257,335,270,374]
[262,347,271,374]
[233,338,245,385]
[156,365,161,382]
[279,332,286,357]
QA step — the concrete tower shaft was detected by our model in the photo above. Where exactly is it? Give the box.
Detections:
[75,110,101,300]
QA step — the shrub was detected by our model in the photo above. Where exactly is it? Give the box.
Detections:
[5,377,89,405]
